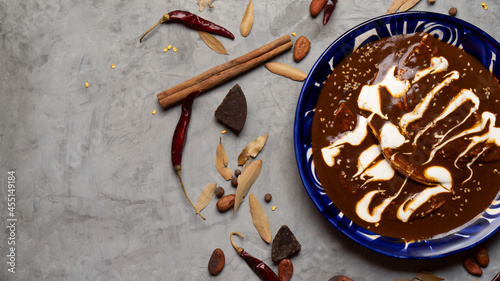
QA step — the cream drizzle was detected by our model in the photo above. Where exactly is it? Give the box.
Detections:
[380,122,408,149]
[321,114,373,167]
[412,56,449,83]
[425,111,498,165]
[358,159,395,187]
[399,71,460,134]
[352,144,382,178]
[413,89,480,147]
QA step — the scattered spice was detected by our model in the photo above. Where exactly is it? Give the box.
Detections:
[278,259,293,281]
[216,138,233,181]
[208,248,225,276]
[328,276,353,281]
[173,47,178,52]
[272,206,277,211]
[85,82,89,88]
[221,130,227,134]
[215,186,225,198]
[168,44,172,50]
[473,246,489,267]
[197,0,214,12]
[264,193,272,202]
[322,0,337,25]
[449,7,457,16]
[171,91,205,220]
[310,0,327,17]
[293,36,311,62]
[249,194,272,243]
[217,194,235,212]
[464,257,482,276]
[235,169,242,177]
[265,62,307,81]
[163,47,169,53]
[482,2,488,9]
[198,30,229,55]
[271,225,301,264]
[139,10,235,43]
[111,64,116,69]
[291,32,296,37]
[234,159,263,213]
[231,177,238,187]
[152,110,157,115]
[240,0,254,37]
[238,133,268,165]
[195,183,217,215]
[230,232,280,281]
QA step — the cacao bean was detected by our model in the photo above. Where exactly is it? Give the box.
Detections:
[278,259,293,281]
[310,0,327,17]
[208,248,225,276]
[463,257,482,276]
[473,246,489,267]
[217,194,235,212]
[293,36,311,62]
[328,275,353,281]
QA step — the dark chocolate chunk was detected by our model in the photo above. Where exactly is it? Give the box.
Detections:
[215,84,247,134]
[271,225,301,264]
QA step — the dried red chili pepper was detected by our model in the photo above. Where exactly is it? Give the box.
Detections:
[140,10,235,42]
[230,232,280,281]
[172,90,205,220]
[322,0,338,26]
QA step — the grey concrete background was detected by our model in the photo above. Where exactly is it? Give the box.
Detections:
[1,0,499,280]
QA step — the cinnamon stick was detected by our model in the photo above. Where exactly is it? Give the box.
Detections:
[157,34,293,108]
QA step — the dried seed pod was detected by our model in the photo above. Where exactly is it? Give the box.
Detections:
[195,183,217,214]
[310,0,327,17]
[265,62,307,81]
[463,257,482,276]
[237,133,268,165]
[240,0,254,37]
[473,246,489,267]
[293,36,311,62]
[234,160,263,213]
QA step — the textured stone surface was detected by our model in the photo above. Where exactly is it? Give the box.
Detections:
[0,0,500,280]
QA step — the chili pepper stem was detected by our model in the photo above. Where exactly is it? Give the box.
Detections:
[175,165,206,220]
[230,232,245,254]
[139,14,170,43]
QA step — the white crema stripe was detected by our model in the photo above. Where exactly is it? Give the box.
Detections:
[400,70,460,133]
[412,56,449,83]
[380,122,407,149]
[321,115,372,167]
[352,144,381,178]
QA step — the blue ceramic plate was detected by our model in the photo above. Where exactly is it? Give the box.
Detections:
[294,11,500,259]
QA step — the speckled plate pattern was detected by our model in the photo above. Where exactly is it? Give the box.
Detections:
[294,11,500,259]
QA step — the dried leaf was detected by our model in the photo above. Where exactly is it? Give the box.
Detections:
[386,0,405,14]
[216,138,233,181]
[249,194,271,243]
[234,159,262,213]
[397,0,421,13]
[197,0,214,12]
[240,0,254,37]
[196,183,217,214]
[414,271,444,281]
[265,62,307,81]
[198,31,229,55]
[238,133,268,165]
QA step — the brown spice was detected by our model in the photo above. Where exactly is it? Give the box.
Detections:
[278,259,293,281]
[473,246,489,267]
[463,257,482,276]
[265,193,272,202]
[215,186,225,198]
[310,0,327,17]
[293,36,311,62]
[449,7,457,16]
[217,194,235,212]
[208,248,225,275]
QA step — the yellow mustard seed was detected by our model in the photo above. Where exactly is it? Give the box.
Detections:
[272,206,277,211]
[221,130,227,134]
[152,110,157,115]
[291,32,296,37]
[85,82,89,88]
[482,2,488,9]
[111,64,116,69]
[173,47,178,52]
[163,47,168,53]
[167,45,172,50]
